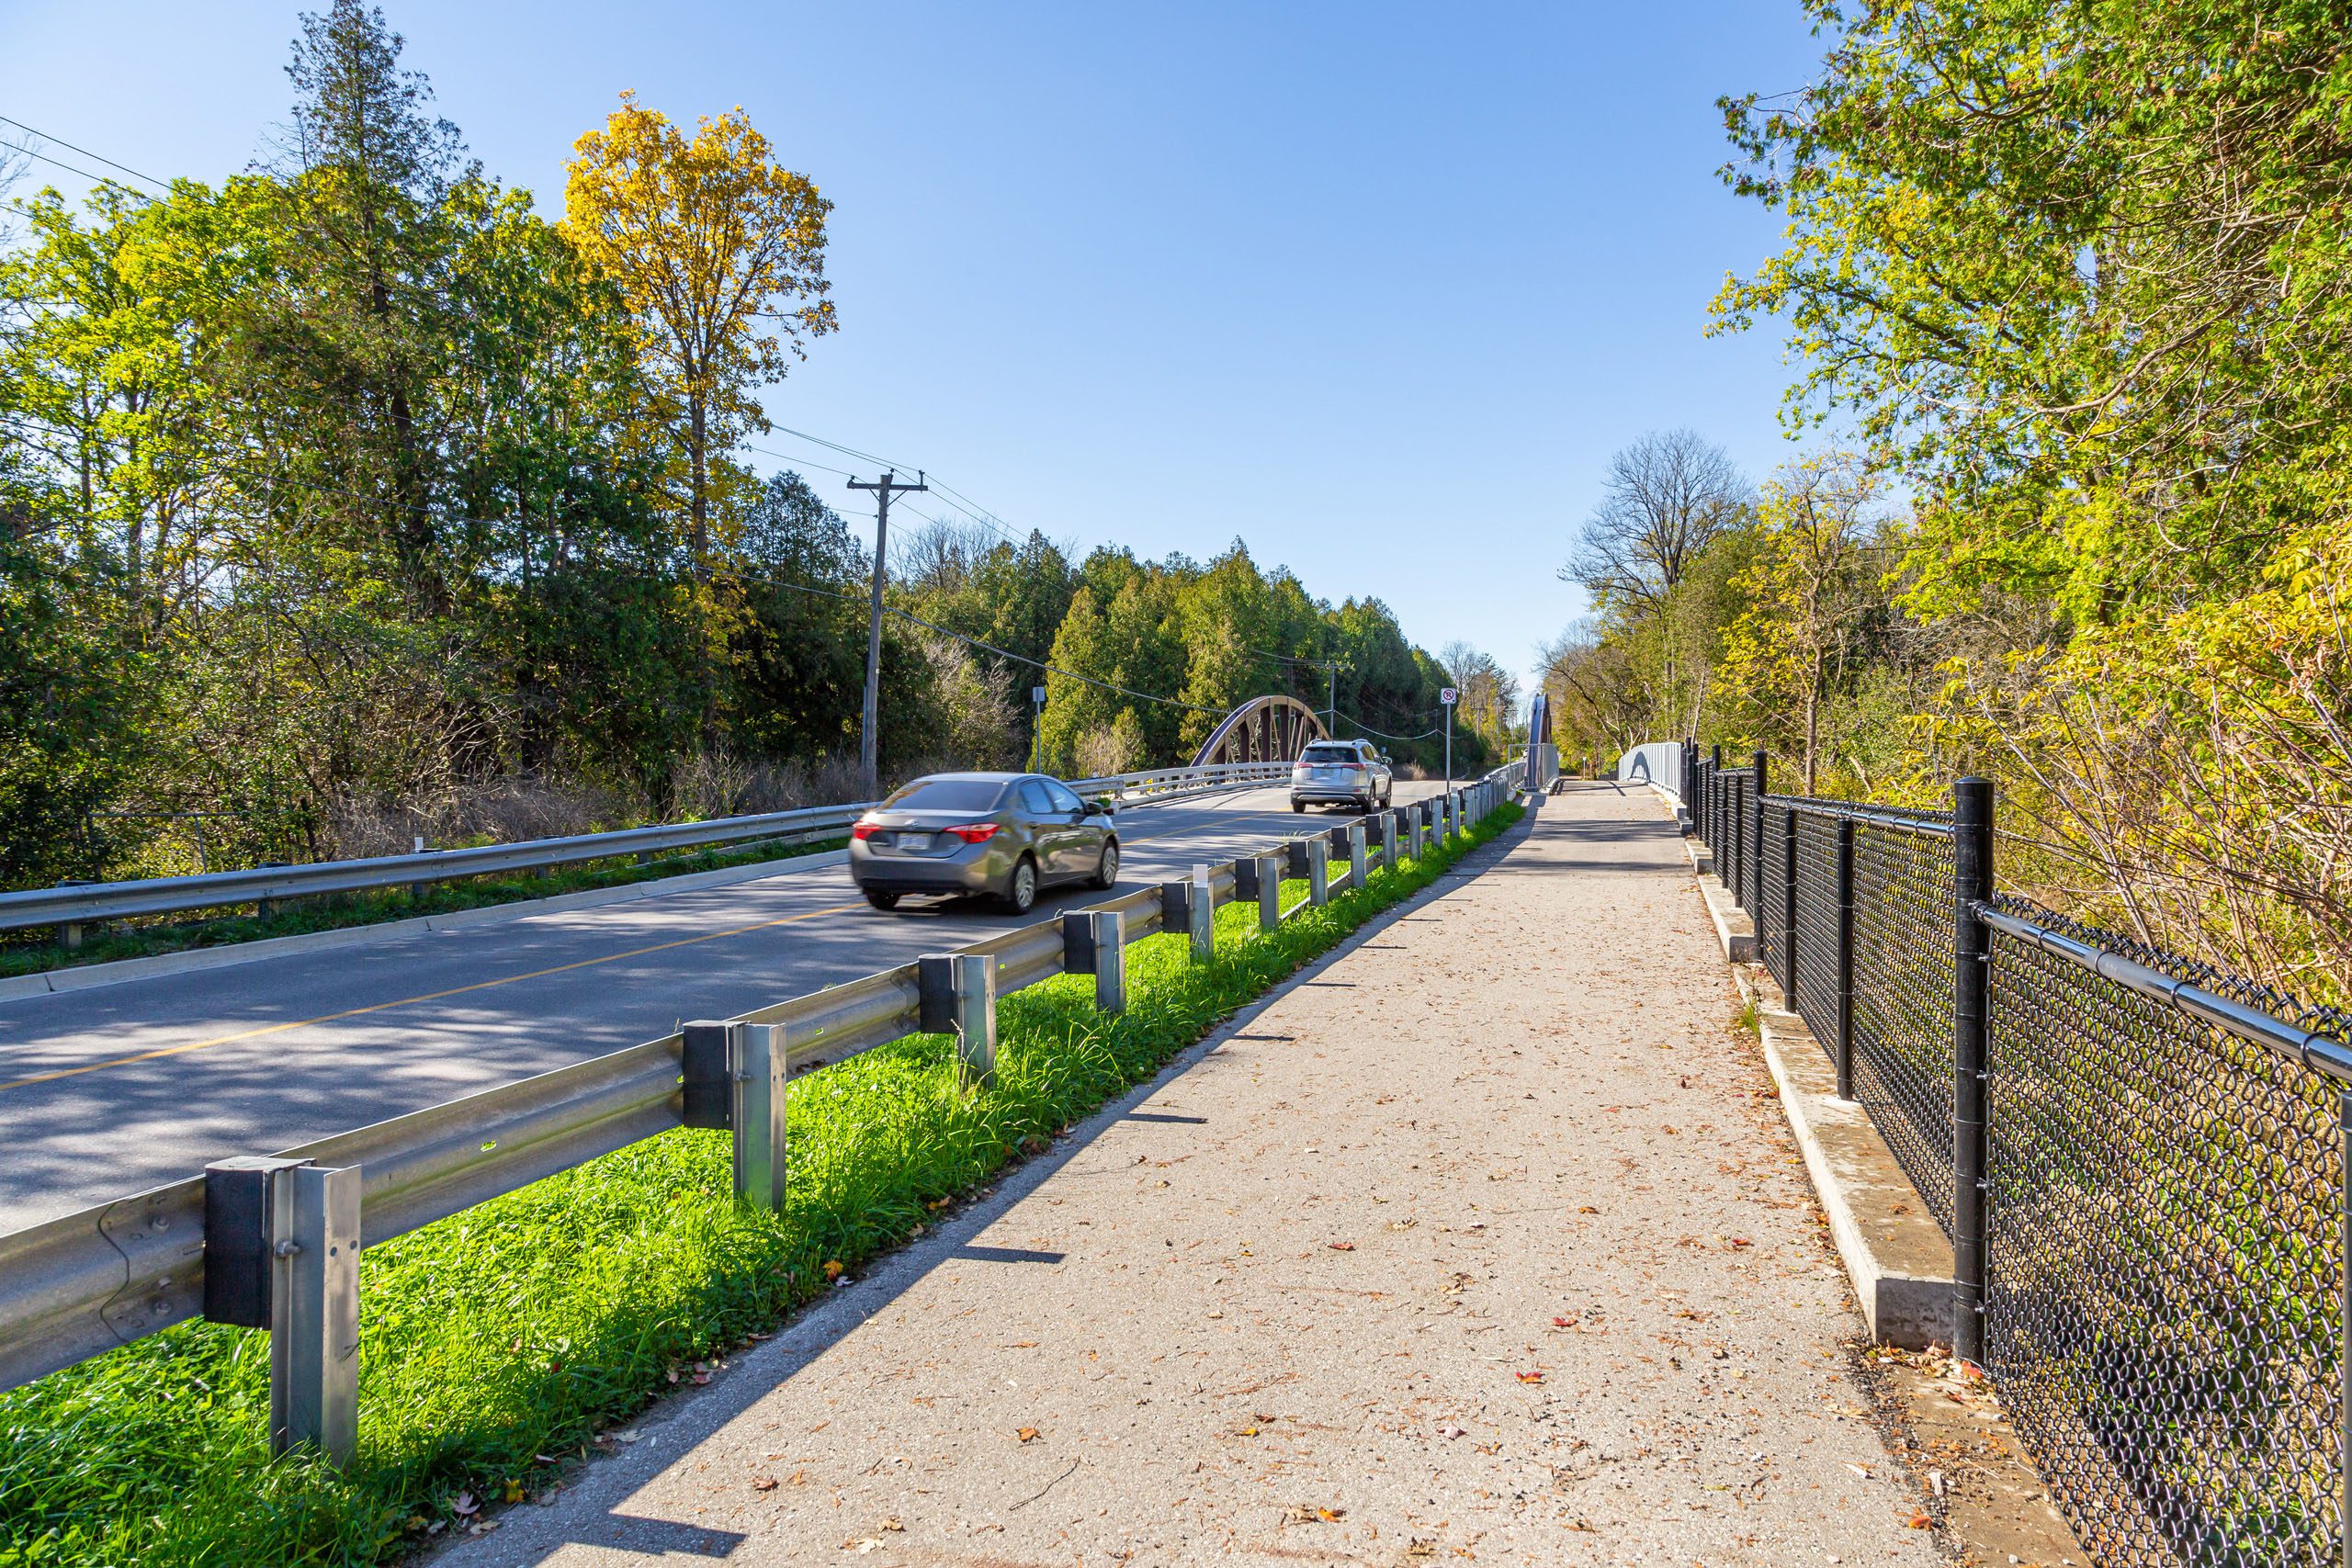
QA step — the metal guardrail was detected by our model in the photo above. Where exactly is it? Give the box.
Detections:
[0,763,1525,1460]
[0,761,1303,937]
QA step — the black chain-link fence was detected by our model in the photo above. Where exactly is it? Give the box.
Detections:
[1706,775,2352,1568]
[1985,896,2348,1568]
[1790,808,1842,1057]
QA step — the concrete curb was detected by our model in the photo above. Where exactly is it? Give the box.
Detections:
[0,848,851,1005]
[1736,968,1956,1350]
[1685,840,1757,963]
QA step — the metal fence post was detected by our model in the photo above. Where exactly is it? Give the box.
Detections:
[1834,817,1856,1101]
[1730,776,1746,907]
[1781,802,1799,985]
[1749,750,1769,916]
[1710,744,1724,848]
[1951,774,1995,1368]
[734,1023,786,1211]
[1381,811,1397,870]
[1307,838,1329,906]
[1255,853,1282,931]
[272,1163,361,1463]
[2341,1088,2352,1568]
[1349,823,1367,889]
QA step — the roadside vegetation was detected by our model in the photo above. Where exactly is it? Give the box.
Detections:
[0,800,1521,1567]
[0,831,848,984]
[0,2,1503,905]
[1542,4,2352,1005]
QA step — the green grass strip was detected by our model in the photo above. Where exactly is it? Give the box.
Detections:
[0,803,1522,1568]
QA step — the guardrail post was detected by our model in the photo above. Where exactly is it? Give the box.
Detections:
[1834,817,1856,1101]
[734,1023,786,1211]
[1349,823,1367,889]
[922,953,997,1088]
[1381,810,1397,870]
[53,878,93,949]
[1190,864,1215,959]
[1307,837,1329,906]
[256,862,290,920]
[1951,775,1995,1368]
[1781,803,1799,985]
[273,1163,361,1463]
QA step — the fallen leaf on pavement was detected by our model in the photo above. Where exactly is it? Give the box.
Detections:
[1328,1242,1355,1251]
[752,1477,779,1492]
[1015,1427,1039,1442]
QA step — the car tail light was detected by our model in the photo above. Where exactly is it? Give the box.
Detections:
[944,822,1000,843]
[851,822,881,840]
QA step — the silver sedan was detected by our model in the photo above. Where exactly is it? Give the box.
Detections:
[849,773,1119,914]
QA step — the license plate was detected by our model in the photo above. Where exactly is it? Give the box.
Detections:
[898,832,933,851]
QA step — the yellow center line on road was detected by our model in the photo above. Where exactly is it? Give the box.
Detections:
[0,795,1339,1096]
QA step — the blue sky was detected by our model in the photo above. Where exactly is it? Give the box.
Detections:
[1,2,1825,699]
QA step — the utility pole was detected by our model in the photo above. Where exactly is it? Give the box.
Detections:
[847,469,927,800]
[1325,661,1337,736]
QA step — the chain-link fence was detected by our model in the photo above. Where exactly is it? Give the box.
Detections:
[1984,896,2348,1568]
[1693,768,2352,1568]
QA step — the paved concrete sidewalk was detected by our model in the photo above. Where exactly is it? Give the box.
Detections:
[444,783,1943,1566]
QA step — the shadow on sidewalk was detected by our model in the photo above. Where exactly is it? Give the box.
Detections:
[428,803,1540,1567]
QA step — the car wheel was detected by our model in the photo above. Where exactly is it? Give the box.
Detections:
[1003,855,1038,914]
[864,889,899,910]
[1292,800,1306,813]
[1091,838,1119,889]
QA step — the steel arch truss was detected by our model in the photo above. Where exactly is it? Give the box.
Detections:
[1191,694,1329,768]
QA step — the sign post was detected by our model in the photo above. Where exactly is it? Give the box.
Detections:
[1439,686,1458,789]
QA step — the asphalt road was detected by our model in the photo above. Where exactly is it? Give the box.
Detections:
[0,782,1448,1234]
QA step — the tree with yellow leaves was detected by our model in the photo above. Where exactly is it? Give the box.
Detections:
[562,94,835,568]
[1716,454,1885,795]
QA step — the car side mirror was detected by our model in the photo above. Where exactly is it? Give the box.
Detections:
[1378,753,1392,766]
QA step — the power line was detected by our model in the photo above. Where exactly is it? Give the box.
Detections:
[1330,712,1442,743]
[4,142,156,199]
[0,115,167,188]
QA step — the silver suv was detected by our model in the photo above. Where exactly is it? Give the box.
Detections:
[1290,739,1393,813]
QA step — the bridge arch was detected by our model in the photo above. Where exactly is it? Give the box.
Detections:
[1191,694,1329,767]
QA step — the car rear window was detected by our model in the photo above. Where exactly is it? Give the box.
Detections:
[1300,745,1361,764]
[882,778,1006,812]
